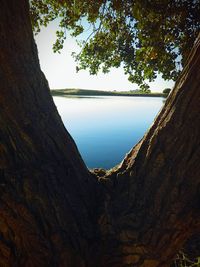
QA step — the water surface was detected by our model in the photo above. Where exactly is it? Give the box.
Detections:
[53,96,164,169]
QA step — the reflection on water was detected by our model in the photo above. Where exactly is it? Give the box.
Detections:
[56,95,105,99]
[53,96,164,169]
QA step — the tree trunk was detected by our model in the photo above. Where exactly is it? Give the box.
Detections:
[0,1,200,267]
[99,35,200,266]
[0,1,101,266]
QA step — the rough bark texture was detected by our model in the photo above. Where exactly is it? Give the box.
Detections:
[98,35,200,266]
[0,1,200,267]
[0,1,101,266]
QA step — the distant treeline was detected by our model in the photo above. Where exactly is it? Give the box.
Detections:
[51,88,166,97]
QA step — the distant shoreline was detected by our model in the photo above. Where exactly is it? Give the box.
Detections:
[51,88,166,98]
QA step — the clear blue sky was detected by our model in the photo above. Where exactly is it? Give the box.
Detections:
[34,21,174,92]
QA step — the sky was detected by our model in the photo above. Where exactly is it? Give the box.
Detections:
[34,21,175,92]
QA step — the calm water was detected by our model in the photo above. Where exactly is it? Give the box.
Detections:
[53,96,164,169]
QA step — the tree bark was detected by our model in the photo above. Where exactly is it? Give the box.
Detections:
[0,1,101,266]
[99,35,200,266]
[0,1,200,267]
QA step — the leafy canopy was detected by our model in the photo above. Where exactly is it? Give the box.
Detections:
[30,0,200,91]
[163,88,171,95]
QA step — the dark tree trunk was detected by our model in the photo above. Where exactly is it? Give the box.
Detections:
[0,1,101,266]
[98,36,200,266]
[0,1,200,267]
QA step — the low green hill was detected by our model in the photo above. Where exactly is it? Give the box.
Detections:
[51,88,165,97]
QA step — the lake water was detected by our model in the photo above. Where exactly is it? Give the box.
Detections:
[53,96,164,169]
